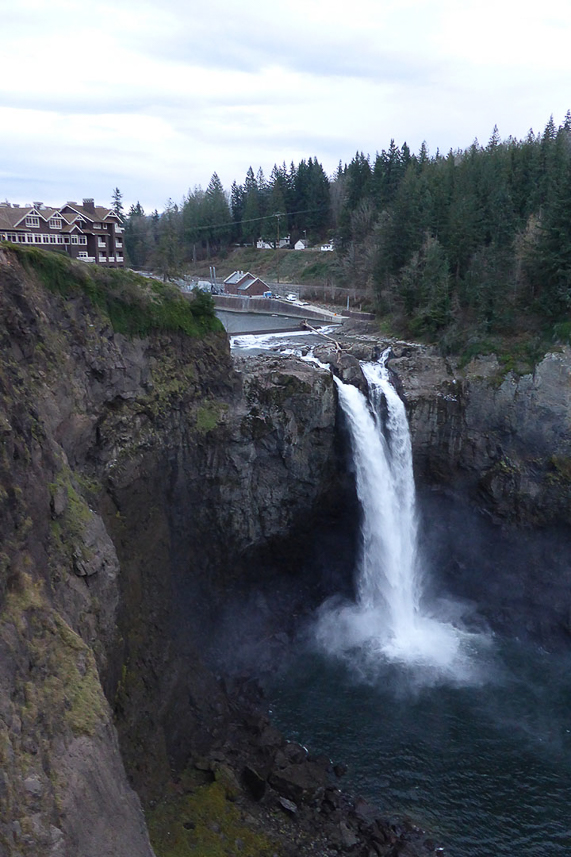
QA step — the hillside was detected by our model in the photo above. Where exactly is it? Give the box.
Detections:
[185,246,340,288]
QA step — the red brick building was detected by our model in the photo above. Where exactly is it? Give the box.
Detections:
[0,198,124,267]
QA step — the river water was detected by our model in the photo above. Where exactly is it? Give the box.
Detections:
[267,638,571,857]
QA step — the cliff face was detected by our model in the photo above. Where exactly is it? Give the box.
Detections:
[388,345,571,527]
[387,343,571,647]
[315,331,571,647]
[0,249,339,857]
[315,332,571,527]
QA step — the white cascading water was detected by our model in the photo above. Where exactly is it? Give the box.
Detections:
[231,330,483,674]
[321,349,470,672]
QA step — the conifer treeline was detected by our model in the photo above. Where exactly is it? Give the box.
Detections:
[124,158,331,273]
[124,112,571,340]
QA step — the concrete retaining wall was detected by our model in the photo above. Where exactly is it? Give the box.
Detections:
[211,294,345,323]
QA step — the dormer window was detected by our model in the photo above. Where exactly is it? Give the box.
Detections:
[25,215,40,228]
[50,218,62,230]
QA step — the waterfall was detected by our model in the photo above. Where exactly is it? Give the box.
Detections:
[319,350,473,673]
[337,355,420,639]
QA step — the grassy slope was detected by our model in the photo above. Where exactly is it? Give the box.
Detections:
[185,247,340,287]
[4,243,224,338]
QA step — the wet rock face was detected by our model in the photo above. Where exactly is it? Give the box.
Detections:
[224,354,338,551]
[383,341,571,650]
[388,344,571,528]
[0,253,342,856]
[317,349,369,394]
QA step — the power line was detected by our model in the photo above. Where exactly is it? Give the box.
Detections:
[169,206,329,234]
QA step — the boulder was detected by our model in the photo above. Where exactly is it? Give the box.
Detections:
[269,761,330,804]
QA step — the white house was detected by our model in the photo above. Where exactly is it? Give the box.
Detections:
[257,235,291,249]
[294,239,309,250]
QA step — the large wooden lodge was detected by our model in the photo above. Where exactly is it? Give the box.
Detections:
[0,198,124,267]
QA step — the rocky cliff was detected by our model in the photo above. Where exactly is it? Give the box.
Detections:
[391,345,571,528]
[394,343,571,648]
[317,332,570,528]
[0,248,342,856]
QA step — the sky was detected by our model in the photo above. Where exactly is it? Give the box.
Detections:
[2,0,571,212]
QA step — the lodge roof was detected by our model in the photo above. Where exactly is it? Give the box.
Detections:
[0,201,118,231]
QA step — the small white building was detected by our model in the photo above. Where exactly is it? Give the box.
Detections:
[257,235,291,249]
[320,242,334,252]
[294,239,309,251]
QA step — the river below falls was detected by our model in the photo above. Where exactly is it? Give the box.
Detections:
[265,636,571,856]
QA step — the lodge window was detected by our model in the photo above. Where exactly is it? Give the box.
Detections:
[50,218,62,230]
[25,216,40,227]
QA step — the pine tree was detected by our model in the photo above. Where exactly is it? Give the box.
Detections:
[242,167,261,243]
[230,181,244,243]
[155,199,182,280]
[203,172,231,254]
[400,235,452,335]
[528,158,571,316]
[111,187,124,220]
[124,201,148,267]
[182,187,205,262]
[260,168,287,245]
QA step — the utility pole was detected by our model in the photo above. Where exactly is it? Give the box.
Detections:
[275,212,284,284]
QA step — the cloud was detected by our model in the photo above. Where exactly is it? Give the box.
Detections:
[1,0,570,209]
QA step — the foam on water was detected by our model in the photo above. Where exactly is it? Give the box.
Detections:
[231,325,338,350]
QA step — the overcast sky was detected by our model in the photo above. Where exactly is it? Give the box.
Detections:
[2,0,571,212]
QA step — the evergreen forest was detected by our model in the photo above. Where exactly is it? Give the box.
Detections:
[122,113,571,354]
